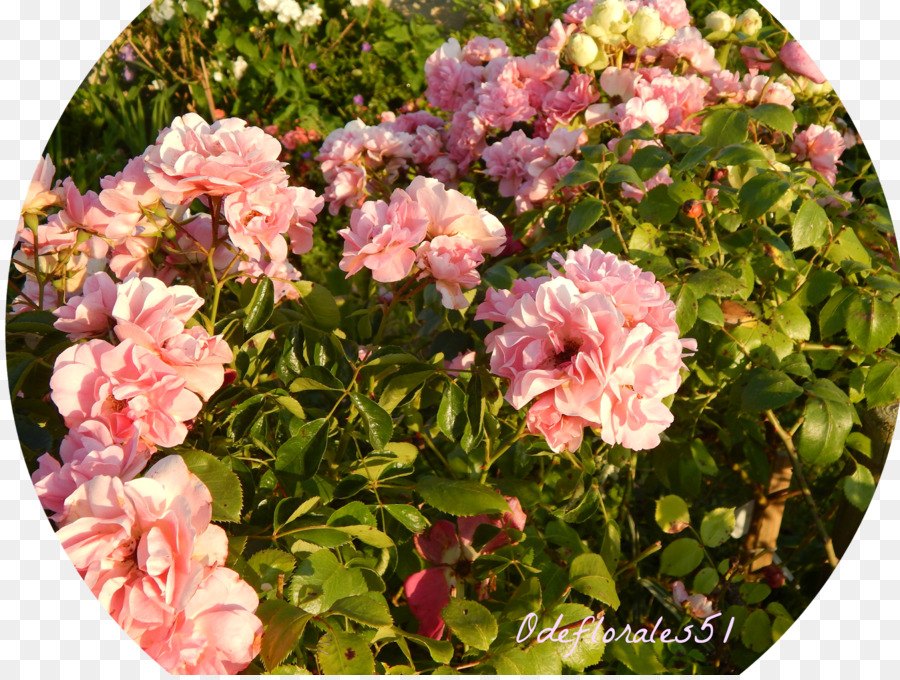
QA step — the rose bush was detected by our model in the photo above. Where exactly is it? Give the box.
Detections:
[9,0,900,674]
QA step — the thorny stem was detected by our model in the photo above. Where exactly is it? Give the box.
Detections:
[764,408,839,568]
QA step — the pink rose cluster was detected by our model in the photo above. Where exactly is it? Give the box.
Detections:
[317,112,450,214]
[791,124,847,186]
[13,113,324,316]
[34,273,232,517]
[144,112,325,302]
[338,176,507,309]
[404,496,527,639]
[476,246,696,452]
[55,455,262,674]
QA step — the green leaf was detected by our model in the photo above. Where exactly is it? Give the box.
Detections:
[274,419,328,489]
[798,383,853,466]
[605,163,644,185]
[688,269,743,297]
[791,199,829,250]
[675,284,698,334]
[249,549,296,585]
[567,197,605,237]
[245,277,275,333]
[693,567,719,594]
[559,160,599,187]
[379,370,432,413]
[257,600,312,670]
[438,382,466,440]
[660,538,704,576]
[290,377,343,393]
[699,508,736,547]
[749,104,796,133]
[442,599,498,650]
[819,287,855,337]
[655,495,691,534]
[630,146,672,180]
[739,582,772,605]
[291,528,353,549]
[417,478,510,516]
[741,369,803,411]
[295,281,341,331]
[350,393,393,449]
[715,142,770,167]
[738,172,791,220]
[337,524,394,548]
[701,108,750,147]
[698,296,725,326]
[845,295,898,353]
[330,594,393,627]
[843,462,877,511]
[773,300,811,341]
[385,504,428,533]
[637,184,681,225]
[400,630,454,663]
[316,628,375,674]
[607,639,666,674]
[179,450,243,522]
[825,229,871,269]
[865,361,900,408]
[569,552,620,609]
[740,609,772,653]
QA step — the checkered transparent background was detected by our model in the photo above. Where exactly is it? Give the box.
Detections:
[0,0,898,677]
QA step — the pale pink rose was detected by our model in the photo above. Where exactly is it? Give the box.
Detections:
[536,19,575,55]
[21,154,63,215]
[165,213,238,277]
[108,235,160,280]
[223,185,294,261]
[741,71,796,110]
[622,166,673,201]
[424,38,483,111]
[236,257,303,303]
[740,46,772,72]
[11,278,59,314]
[610,97,670,134]
[661,27,721,76]
[160,326,234,401]
[99,156,163,240]
[478,247,695,451]
[143,113,287,204]
[673,581,717,619]
[476,60,537,132]
[600,67,640,100]
[708,70,745,102]
[405,176,507,256]
[563,0,595,25]
[792,124,846,185]
[50,339,202,449]
[32,420,150,519]
[634,71,710,133]
[462,36,510,65]
[644,0,690,29]
[111,276,204,351]
[323,163,367,215]
[53,271,119,340]
[416,235,485,309]
[526,393,589,453]
[338,190,429,282]
[780,40,826,84]
[446,101,487,172]
[445,350,476,376]
[542,73,601,128]
[143,567,262,675]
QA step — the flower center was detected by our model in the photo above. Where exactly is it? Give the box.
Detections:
[554,338,582,367]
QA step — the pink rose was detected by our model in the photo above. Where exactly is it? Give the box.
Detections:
[338,190,429,282]
[143,113,287,204]
[792,124,846,185]
[53,271,118,340]
[405,176,507,256]
[98,156,163,240]
[416,235,485,309]
[780,41,827,84]
[50,339,202,449]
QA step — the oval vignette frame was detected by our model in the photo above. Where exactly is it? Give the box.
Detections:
[2,0,899,677]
